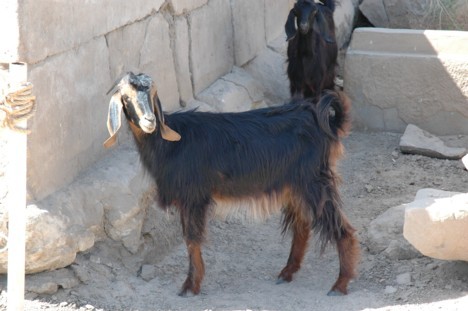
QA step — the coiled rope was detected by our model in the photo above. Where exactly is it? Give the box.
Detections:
[0,83,36,133]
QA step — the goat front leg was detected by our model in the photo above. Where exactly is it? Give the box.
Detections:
[277,207,311,284]
[327,217,360,296]
[178,201,208,296]
[179,241,205,296]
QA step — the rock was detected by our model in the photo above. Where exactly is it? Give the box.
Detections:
[396,272,412,285]
[197,78,252,113]
[384,285,397,294]
[26,269,79,294]
[403,188,468,262]
[360,0,468,30]
[140,264,157,281]
[367,205,420,260]
[400,124,467,160]
[463,154,468,170]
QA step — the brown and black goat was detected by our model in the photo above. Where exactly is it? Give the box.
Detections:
[104,72,359,297]
[285,0,338,99]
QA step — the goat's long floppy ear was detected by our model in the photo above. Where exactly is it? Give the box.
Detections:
[285,9,297,41]
[314,9,335,44]
[103,93,123,148]
[151,90,181,142]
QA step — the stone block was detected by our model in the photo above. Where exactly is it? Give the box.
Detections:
[189,0,234,95]
[168,0,208,15]
[359,0,390,28]
[197,78,252,113]
[4,0,165,63]
[404,189,468,262]
[231,0,266,66]
[265,0,290,43]
[223,67,264,103]
[0,145,180,274]
[334,0,359,48]
[140,14,180,112]
[345,28,468,135]
[174,16,194,104]
[27,37,111,201]
[244,49,289,105]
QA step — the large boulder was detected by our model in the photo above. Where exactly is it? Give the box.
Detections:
[360,0,468,30]
[404,189,468,262]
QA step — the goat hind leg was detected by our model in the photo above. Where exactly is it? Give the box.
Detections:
[328,218,360,296]
[179,241,205,296]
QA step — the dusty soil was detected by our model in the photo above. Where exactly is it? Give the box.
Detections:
[2,130,468,311]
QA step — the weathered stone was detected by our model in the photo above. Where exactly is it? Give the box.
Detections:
[396,272,412,285]
[174,16,194,104]
[367,205,420,260]
[0,146,179,274]
[231,0,266,66]
[168,0,208,15]
[182,99,216,112]
[333,0,359,48]
[140,264,157,281]
[244,49,289,105]
[265,0,290,43]
[140,14,180,112]
[27,37,111,201]
[345,28,468,135]
[404,188,468,262]
[189,0,234,95]
[359,0,390,28]
[26,269,80,294]
[223,67,264,103]
[400,124,467,160]
[2,0,165,63]
[197,79,252,113]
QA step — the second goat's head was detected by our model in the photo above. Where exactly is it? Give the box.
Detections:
[285,0,335,43]
[104,72,181,148]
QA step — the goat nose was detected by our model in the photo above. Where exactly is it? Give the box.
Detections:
[299,22,309,34]
[144,114,155,122]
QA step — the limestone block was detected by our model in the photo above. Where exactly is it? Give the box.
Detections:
[0,146,180,274]
[359,0,390,28]
[231,0,266,66]
[168,0,208,15]
[174,16,194,104]
[244,49,289,105]
[197,79,252,113]
[400,124,467,160]
[463,154,468,170]
[333,0,359,48]
[182,99,216,112]
[140,14,180,112]
[223,67,264,103]
[265,0,290,43]
[27,37,111,201]
[8,0,165,63]
[367,205,420,260]
[404,189,468,262]
[189,0,234,95]
[345,28,468,135]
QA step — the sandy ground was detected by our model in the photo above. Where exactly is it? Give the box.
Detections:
[1,130,468,311]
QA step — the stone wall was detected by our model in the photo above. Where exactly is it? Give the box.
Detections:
[0,0,359,274]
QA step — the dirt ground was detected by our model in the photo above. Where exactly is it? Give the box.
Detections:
[1,130,468,311]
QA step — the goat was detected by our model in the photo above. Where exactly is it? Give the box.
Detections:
[285,0,338,99]
[104,72,359,296]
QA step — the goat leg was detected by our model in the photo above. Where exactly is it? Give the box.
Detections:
[327,218,360,296]
[277,214,311,284]
[179,241,205,296]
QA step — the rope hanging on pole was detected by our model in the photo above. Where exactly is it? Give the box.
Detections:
[0,83,36,133]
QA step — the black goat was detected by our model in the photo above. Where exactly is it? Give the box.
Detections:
[104,72,359,296]
[285,0,338,99]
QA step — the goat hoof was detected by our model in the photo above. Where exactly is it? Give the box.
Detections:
[327,290,346,296]
[276,276,291,285]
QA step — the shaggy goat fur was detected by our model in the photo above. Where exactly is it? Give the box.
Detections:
[104,72,359,297]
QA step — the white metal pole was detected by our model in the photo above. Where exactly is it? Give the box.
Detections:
[6,62,28,311]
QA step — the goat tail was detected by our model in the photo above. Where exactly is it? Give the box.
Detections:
[316,90,351,140]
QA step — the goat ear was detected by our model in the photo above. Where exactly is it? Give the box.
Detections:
[152,94,181,142]
[314,9,335,44]
[285,9,297,41]
[103,93,123,148]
